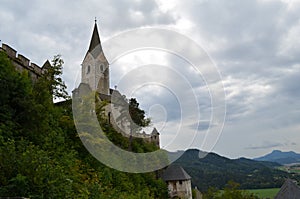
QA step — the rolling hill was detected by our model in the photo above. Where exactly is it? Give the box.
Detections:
[170,149,299,192]
[254,150,300,165]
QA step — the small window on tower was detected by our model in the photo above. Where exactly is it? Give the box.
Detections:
[100,64,104,72]
[87,65,91,74]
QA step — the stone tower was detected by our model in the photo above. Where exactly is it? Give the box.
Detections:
[151,128,160,147]
[81,21,109,94]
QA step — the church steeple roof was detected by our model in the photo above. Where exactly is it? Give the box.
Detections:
[88,21,102,53]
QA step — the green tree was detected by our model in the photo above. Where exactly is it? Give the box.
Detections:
[36,55,69,101]
[129,98,151,128]
[0,51,33,139]
[204,181,259,199]
[0,52,92,198]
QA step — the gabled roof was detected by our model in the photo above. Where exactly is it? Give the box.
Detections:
[151,127,159,135]
[275,179,300,199]
[162,165,191,181]
[42,60,51,70]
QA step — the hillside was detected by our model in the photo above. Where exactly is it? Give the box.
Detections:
[0,51,167,198]
[171,149,300,192]
[254,150,300,165]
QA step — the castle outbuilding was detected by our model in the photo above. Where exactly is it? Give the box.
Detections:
[162,165,193,199]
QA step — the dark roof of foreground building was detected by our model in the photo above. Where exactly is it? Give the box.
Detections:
[275,179,300,199]
[162,165,191,181]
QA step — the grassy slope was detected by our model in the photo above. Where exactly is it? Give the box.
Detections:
[247,188,280,199]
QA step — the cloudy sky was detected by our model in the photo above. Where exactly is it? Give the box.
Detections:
[1,0,300,159]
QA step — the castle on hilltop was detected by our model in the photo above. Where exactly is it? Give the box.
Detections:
[0,22,160,148]
[72,21,160,147]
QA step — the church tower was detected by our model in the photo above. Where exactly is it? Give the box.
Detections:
[81,21,110,94]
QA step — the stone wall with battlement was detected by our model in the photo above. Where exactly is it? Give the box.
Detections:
[0,43,49,82]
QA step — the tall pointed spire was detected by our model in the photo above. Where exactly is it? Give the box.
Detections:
[81,20,109,93]
[88,20,102,54]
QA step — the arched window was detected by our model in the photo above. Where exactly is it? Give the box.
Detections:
[100,64,104,72]
[87,65,90,74]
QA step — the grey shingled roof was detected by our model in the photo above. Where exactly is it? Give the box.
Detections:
[275,179,300,199]
[162,165,191,181]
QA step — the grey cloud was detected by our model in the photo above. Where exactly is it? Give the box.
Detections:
[245,140,298,150]
[97,0,176,33]
[188,120,216,131]
[276,70,300,99]
[0,0,176,95]
[245,142,283,150]
[173,0,300,157]
[178,0,300,75]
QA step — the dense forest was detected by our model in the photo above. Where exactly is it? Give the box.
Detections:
[0,51,168,198]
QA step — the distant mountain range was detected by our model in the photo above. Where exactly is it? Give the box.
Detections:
[254,150,300,165]
[170,149,300,191]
